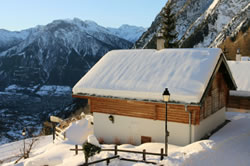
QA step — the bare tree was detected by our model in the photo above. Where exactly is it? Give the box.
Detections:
[14,129,40,164]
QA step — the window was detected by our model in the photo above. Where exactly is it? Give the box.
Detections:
[141,136,152,144]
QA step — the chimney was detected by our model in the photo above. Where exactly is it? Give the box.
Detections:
[236,48,241,61]
[156,31,165,50]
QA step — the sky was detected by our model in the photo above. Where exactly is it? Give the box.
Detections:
[0,0,167,31]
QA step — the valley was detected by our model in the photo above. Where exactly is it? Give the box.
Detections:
[0,85,72,145]
[0,18,145,144]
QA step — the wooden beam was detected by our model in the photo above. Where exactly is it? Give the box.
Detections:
[154,105,158,120]
[75,94,201,125]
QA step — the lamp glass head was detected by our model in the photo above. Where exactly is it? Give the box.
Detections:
[22,128,26,136]
[162,88,170,102]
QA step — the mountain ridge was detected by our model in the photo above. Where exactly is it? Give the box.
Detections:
[0,19,145,144]
[0,18,145,48]
[0,18,145,89]
[134,0,250,58]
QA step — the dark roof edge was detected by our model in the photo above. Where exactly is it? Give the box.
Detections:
[199,53,237,105]
[72,93,201,106]
[221,54,237,90]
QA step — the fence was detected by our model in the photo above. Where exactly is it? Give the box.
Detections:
[79,155,120,166]
[70,145,167,165]
[55,126,66,141]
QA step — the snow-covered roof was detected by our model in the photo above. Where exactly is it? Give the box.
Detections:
[73,48,223,103]
[228,61,250,96]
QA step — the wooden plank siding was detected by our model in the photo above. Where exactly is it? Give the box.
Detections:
[88,97,200,125]
[200,71,229,121]
[228,96,250,110]
[73,69,230,126]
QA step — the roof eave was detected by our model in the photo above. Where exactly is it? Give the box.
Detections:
[199,53,237,105]
[72,93,201,106]
[221,54,237,90]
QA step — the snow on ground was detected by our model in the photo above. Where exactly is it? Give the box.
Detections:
[241,57,250,61]
[4,84,71,96]
[1,112,250,166]
[5,85,28,92]
[0,136,52,164]
[35,85,71,96]
[160,112,250,166]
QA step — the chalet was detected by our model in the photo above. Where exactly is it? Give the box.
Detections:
[227,61,250,113]
[72,48,236,146]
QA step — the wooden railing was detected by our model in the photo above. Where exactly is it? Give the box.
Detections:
[79,155,120,166]
[55,126,66,141]
[70,145,166,165]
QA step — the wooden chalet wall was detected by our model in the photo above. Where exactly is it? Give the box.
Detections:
[200,71,229,121]
[73,61,232,126]
[89,97,200,125]
[74,69,231,126]
[228,96,250,110]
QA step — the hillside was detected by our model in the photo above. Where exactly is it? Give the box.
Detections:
[1,112,250,166]
[134,0,250,59]
[219,26,250,60]
[0,18,145,145]
[0,18,145,89]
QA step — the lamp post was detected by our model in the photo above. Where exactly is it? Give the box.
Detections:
[22,128,26,159]
[162,88,170,155]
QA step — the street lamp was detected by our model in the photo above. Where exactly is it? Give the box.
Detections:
[162,88,170,155]
[22,128,27,159]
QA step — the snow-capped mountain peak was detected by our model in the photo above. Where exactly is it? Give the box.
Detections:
[0,18,145,88]
[134,0,249,51]
[108,24,146,43]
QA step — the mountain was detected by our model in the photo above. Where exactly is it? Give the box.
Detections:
[0,29,30,52]
[219,27,250,60]
[0,18,145,144]
[134,0,250,58]
[0,18,145,89]
[108,24,146,43]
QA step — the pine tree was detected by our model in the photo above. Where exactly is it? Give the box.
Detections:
[160,3,179,48]
[82,142,101,165]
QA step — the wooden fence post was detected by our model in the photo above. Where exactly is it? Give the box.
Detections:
[63,132,66,140]
[75,145,78,155]
[114,145,117,156]
[106,158,110,165]
[143,149,146,161]
[85,154,88,166]
[160,148,164,160]
[52,122,56,143]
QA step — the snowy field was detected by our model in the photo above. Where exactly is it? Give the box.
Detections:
[1,112,250,166]
[4,84,72,96]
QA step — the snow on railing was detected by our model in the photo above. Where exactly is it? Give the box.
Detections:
[55,126,66,141]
